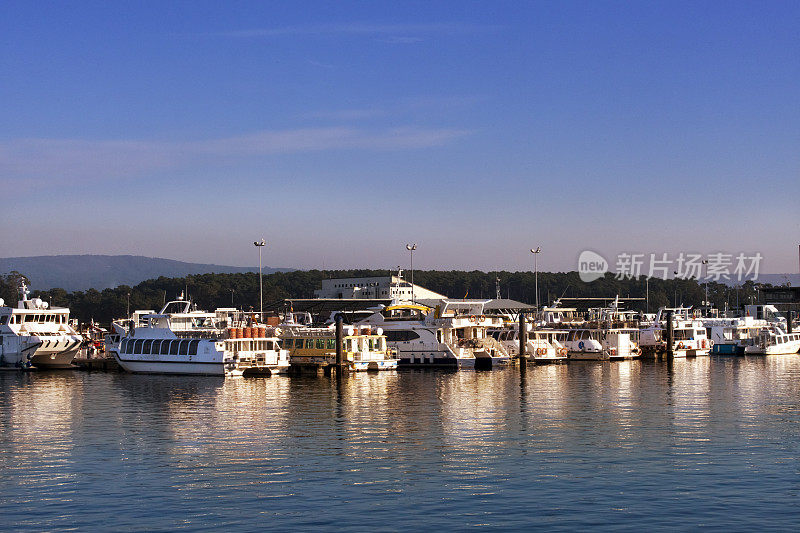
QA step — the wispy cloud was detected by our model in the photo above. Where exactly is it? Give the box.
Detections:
[304,107,388,121]
[0,127,472,184]
[199,22,500,44]
[306,59,336,69]
[378,36,426,45]
[303,95,486,123]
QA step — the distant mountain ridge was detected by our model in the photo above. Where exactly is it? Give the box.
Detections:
[746,273,800,287]
[0,255,292,291]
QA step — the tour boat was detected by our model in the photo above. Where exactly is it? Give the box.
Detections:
[113,296,288,376]
[0,282,83,369]
[223,326,290,376]
[281,325,398,371]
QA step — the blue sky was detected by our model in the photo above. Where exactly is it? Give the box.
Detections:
[2,1,799,274]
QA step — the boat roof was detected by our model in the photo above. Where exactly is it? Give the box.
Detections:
[384,304,431,312]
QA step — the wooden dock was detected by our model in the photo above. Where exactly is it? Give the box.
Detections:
[73,355,120,372]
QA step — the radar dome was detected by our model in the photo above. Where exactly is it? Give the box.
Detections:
[33,298,43,307]
[42,302,49,309]
[0,298,4,307]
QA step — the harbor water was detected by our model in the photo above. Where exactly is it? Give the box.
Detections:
[2,357,800,531]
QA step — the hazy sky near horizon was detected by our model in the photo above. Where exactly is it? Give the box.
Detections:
[2,1,799,273]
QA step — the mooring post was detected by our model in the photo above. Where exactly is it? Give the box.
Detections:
[665,310,674,359]
[519,313,527,366]
[335,314,343,370]
[787,311,793,334]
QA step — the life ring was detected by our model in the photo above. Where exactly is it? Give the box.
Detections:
[539,347,546,355]
[709,340,714,347]
[559,348,567,356]
[578,341,585,350]
[470,315,477,323]
[677,342,684,349]
[480,315,486,322]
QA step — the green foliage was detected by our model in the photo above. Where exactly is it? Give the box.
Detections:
[12,269,766,327]
[0,271,28,304]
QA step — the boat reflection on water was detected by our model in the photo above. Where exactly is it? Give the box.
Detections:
[4,356,800,530]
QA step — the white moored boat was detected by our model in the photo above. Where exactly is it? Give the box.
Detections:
[357,300,510,369]
[282,325,398,371]
[113,296,289,376]
[562,301,640,361]
[742,326,800,355]
[639,307,711,358]
[0,282,83,370]
[491,326,569,363]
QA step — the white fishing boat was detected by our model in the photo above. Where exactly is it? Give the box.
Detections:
[702,305,790,355]
[702,316,765,355]
[639,307,711,357]
[0,282,83,369]
[490,325,568,363]
[742,326,800,355]
[562,300,640,360]
[357,300,510,369]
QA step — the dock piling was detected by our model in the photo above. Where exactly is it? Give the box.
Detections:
[519,313,527,366]
[665,310,674,359]
[335,314,343,370]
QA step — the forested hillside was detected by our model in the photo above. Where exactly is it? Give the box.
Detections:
[1,269,763,326]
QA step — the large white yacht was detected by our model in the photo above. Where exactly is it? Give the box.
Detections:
[0,282,83,369]
[356,300,510,369]
[112,296,289,376]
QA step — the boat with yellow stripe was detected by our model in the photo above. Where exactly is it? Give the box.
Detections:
[281,325,398,371]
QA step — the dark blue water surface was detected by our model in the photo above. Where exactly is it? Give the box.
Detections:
[2,357,800,531]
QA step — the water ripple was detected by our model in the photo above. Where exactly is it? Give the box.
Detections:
[2,358,800,530]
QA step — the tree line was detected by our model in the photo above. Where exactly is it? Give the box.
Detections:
[1,269,764,327]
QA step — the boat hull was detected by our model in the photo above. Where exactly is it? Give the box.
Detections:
[568,351,606,361]
[744,342,800,355]
[351,360,398,371]
[30,346,81,369]
[398,355,475,368]
[529,355,568,363]
[712,343,745,355]
[114,352,224,375]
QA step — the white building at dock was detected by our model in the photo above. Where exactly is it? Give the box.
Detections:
[313,275,446,302]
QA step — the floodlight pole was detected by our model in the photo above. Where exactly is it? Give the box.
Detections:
[531,247,541,310]
[406,243,417,303]
[254,239,266,321]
